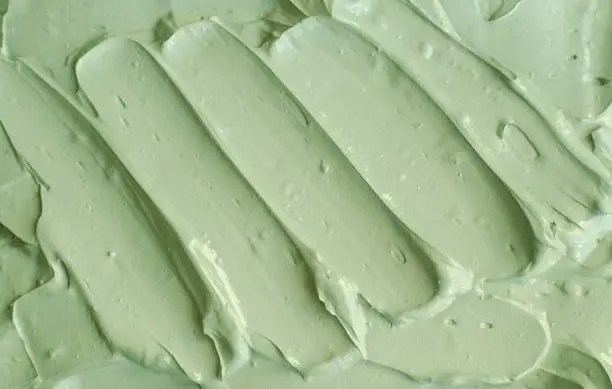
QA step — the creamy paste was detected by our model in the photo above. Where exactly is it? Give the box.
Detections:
[1,0,612,388]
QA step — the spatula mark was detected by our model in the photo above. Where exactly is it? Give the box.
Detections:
[475,0,524,22]
[542,343,612,389]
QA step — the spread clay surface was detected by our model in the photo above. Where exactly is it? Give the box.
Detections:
[1,0,612,388]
